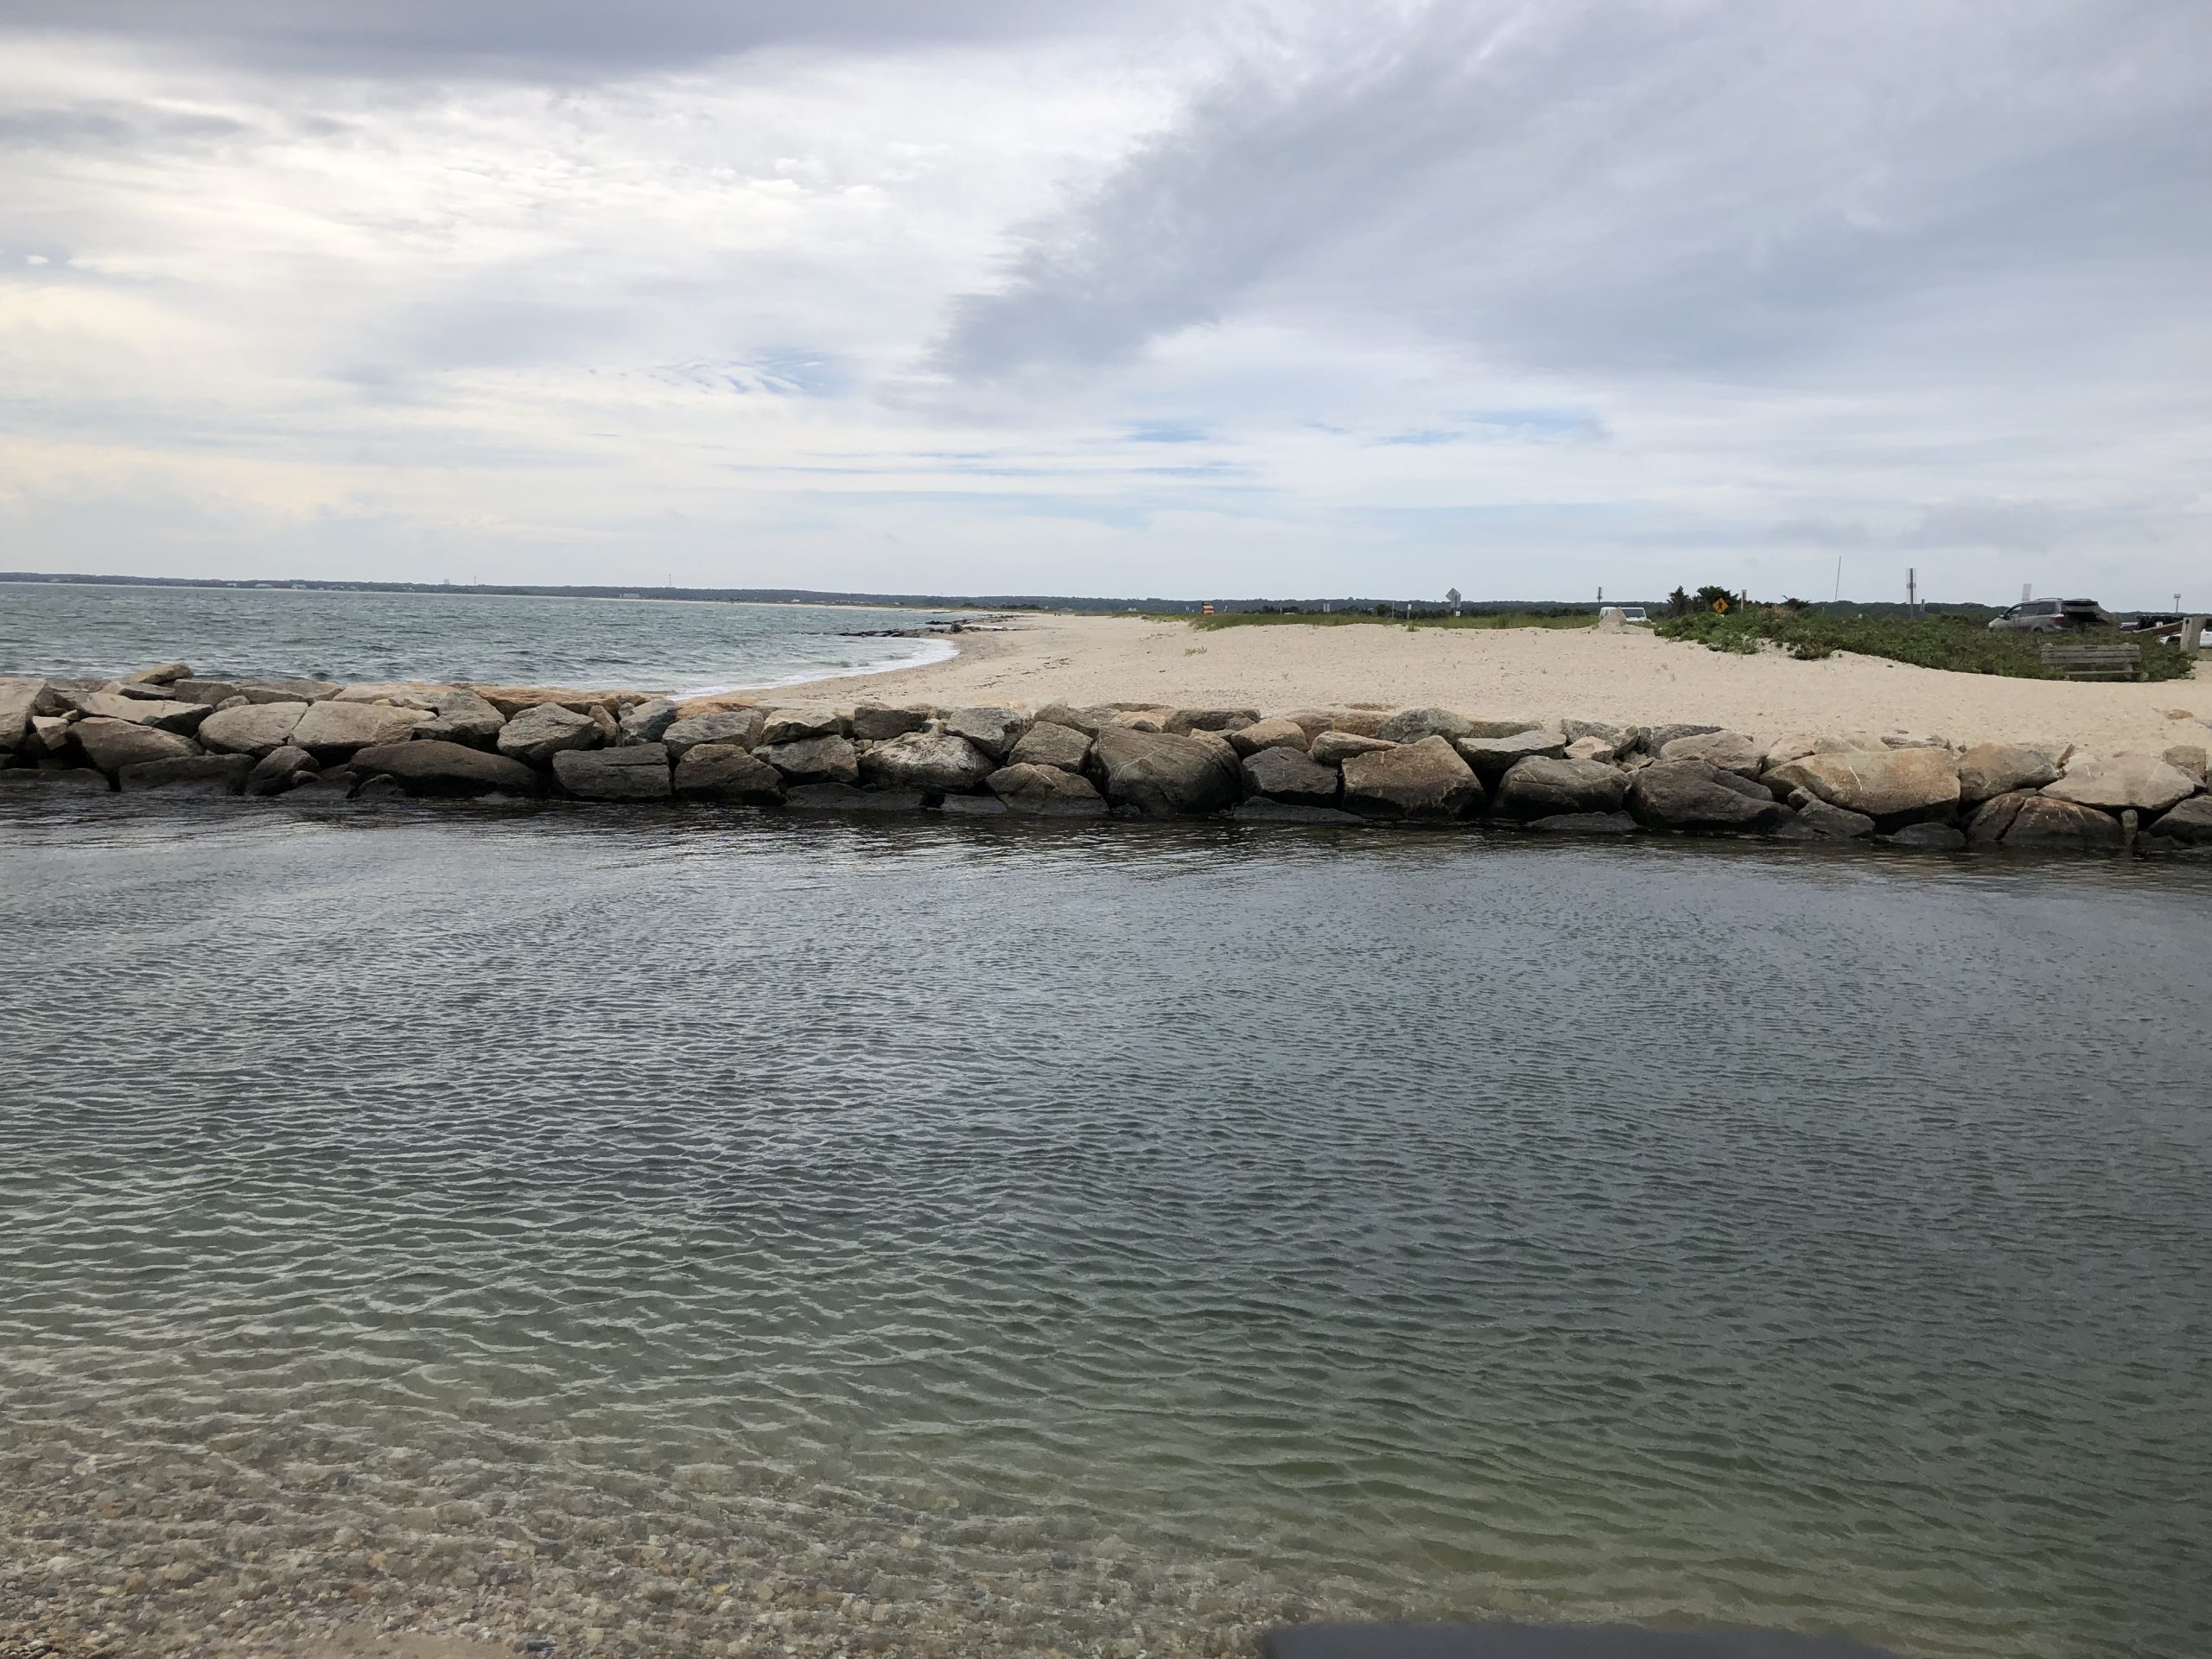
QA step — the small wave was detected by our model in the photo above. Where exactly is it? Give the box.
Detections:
[676,634,959,699]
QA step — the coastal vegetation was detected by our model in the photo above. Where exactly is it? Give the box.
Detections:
[1655,604,2196,681]
[1185,609,1596,631]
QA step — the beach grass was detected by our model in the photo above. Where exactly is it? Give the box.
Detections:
[1655,607,2196,681]
[1183,610,1597,632]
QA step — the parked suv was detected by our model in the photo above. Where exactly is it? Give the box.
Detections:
[1989,598,2111,632]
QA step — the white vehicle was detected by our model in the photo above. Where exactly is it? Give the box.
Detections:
[1618,606,1649,625]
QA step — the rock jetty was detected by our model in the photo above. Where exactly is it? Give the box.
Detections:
[4,667,2209,856]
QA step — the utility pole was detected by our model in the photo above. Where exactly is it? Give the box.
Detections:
[1833,556,1841,603]
[1907,567,1916,609]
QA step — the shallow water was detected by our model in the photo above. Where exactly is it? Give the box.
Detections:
[1,802,2207,1657]
[0,582,957,692]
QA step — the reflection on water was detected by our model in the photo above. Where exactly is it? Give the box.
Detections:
[2,801,2207,1657]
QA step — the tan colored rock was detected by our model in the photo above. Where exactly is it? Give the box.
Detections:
[0,677,42,750]
[125,660,192,685]
[2000,795,2126,850]
[2042,753,2196,814]
[197,700,311,757]
[68,690,207,733]
[2160,744,2208,784]
[70,717,201,774]
[1764,747,1959,821]
[664,709,765,759]
[1340,734,1480,818]
[291,699,429,757]
[1308,730,1395,766]
[496,702,601,763]
[1955,742,2062,804]
[941,706,1028,760]
[1659,730,1761,776]
[755,734,860,786]
[1228,716,1310,757]
[1325,710,1389,738]
[1563,735,1618,765]
[1005,721,1091,773]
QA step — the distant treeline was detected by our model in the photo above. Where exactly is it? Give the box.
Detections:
[0,571,2003,618]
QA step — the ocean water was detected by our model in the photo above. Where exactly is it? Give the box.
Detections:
[1,801,2207,1658]
[0,582,959,692]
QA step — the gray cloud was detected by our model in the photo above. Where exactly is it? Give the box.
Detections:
[0,0,1173,77]
[936,0,2212,383]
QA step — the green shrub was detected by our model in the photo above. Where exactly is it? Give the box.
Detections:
[1652,607,2193,681]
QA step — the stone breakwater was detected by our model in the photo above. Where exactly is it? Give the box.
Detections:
[3,664,2210,855]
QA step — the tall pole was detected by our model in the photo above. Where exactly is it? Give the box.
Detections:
[1907,567,1916,609]
[1833,556,1841,603]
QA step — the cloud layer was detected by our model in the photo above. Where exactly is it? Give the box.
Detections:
[2,1,2208,604]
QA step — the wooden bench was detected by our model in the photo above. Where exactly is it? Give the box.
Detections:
[2039,641,2145,681]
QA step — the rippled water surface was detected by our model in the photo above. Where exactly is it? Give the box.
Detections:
[0,582,957,690]
[2,802,2208,1657]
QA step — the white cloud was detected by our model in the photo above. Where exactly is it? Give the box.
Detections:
[0,2,2208,605]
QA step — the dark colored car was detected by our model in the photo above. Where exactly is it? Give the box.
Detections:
[1988,597,2111,632]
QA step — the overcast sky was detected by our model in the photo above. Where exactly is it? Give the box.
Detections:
[2,1,2206,603]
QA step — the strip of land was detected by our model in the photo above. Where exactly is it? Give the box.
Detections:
[825,614,2206,756]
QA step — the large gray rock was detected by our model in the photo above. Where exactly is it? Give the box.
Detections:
[1456,729,1567,776]
[1091,725,1241,815]
[617,697,679,744]
[756,734,861,785]
[198,700,310,757]
[27,715,76,756]
[850,703,929,741]
[1764,747,1959,823]
[2041,753,2196,814]
[118,754,252,796]
[170,678,246,706]
[672,743,785,804]
[760,705,844,744]
[663,708,766,759]
[1376,706,1478,744]
[246,746,315,796]
[413,686,505,746]
[941,706,1028,760]
[1997,795,2126,851]
[1954,742,2061,803]
[0,677,41,750]
[1627,759,1790,831]
[291,699,428,759]
[1492,756,1627,819]
[858,730,995,792]
[71,717,202,774]
[2147,795,2212,845]
[1640,723,1722,753]
[986,763,1108,815]
[1006,721,1091,773]
[1340,734,1480,819]
[1308,730,1395,766]
[1560,718,1628,747]
[68,690,211,734]
[496,702,601,763]
[1228,716,1310,757]
[126,660,192,685]
[1240,746,1341,807]
[1658,730,1762,776]
[554,744,672,801]
[350,740,539,797]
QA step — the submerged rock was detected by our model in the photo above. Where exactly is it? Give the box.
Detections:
[0,765,108,792]
[1524,810,1638,835]
[785,782,924,811]
[117,754,251,796]
[554,744,672,802]
[1885,821,1967,851]
[351,740,538,797]
[1232,798,1365,824]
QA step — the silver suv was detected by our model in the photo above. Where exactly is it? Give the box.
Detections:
[1989,598,2110,632]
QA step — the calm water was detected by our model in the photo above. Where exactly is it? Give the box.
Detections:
[1,801,2207,1656]
[0,582,958,691]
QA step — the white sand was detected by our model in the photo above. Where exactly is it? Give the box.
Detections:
[778,615,2208,754]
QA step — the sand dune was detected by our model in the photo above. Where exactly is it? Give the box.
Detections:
[786,614,2208,755]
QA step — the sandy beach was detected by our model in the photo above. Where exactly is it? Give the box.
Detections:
[821,615,2209,755]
